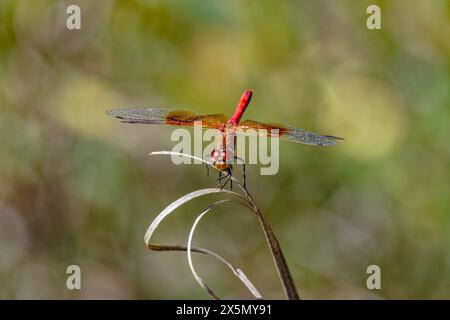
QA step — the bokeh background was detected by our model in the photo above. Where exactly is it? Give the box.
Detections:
[0,0,449,299]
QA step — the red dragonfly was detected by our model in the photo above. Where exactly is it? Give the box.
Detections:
[107,90,343,187]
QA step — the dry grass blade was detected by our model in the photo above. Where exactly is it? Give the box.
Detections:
[144,188,246,246]
[148,151,300,300]
[252,206,300,300]
[144,188,262,299]
[187,200,263,299]
[150,151,207,164]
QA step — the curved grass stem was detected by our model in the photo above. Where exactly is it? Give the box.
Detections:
[147,151,300,300]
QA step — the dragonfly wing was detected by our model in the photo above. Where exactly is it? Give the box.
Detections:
[106,107,228,129]
[106,108,176,124]
[237,120,344,146]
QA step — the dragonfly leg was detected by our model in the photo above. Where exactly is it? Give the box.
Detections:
[205,162,210,177]
[243,162,246,190]
[234,156,247,190]
[217,167,233,191]
[221,167,233,191]
[217,171,222,190]
[204,155,212,177]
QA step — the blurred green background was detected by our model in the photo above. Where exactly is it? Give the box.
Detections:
[0,0,449,299]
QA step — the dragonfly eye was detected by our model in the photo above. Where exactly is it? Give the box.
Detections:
[211,150,219,158]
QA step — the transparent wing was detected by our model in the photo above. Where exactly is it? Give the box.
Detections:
[236,120,344,146]
[106,107,228,129]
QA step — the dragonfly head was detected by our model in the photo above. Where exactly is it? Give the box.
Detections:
[210,149,232,171]
[211,149,226,162]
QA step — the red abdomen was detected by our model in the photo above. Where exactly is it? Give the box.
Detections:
[227,90,253,126]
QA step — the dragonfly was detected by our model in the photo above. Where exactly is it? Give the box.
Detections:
[106,90,343,189]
